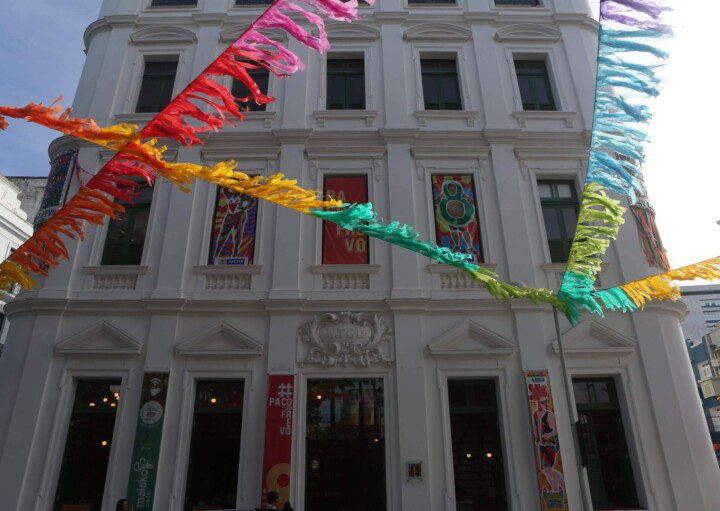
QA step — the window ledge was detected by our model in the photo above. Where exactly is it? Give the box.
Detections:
[83,266,149,291]
[239,111,276,128]
[512,110,576,128]
[83,265,149,275]
[542,263,607,290]
[313,110,378,127]
[427,263,497,290]
[113,113,156,125]
[309,264,381,275]
[427,263,496,274]
[193,265,263,275]
[310,264,380,291]
[413,110,478,127]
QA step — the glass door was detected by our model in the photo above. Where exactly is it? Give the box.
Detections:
[305,378,386,511]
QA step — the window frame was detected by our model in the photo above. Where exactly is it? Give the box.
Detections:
[100,182,155,266]
[494,0,542,7]
[419,56,463,111]
[537,179,579,264]
[207,184,260,266]
[148,0,199,7]
[295,372,396,510]
[40,370,131,511]
[507,50,563,113]
[134,58,180,114]
[231,64,271,112]
[319,50,371,112]
[413,49,471,113]
[122,50,185,116]
[172,372,253,511]
[514,59,557,111]
[438,370,516,511]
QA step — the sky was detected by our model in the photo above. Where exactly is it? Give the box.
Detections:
[0,0,718,271]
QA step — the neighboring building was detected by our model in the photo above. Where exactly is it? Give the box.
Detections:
[681,284,720,463]
[1,1,719,511]
[7,176,48,225]
[0,174,43,346]
[681,284,720,341]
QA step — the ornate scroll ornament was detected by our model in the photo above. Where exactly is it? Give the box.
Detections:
[298,312,392,368]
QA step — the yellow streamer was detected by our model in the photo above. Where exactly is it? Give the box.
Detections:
[618,256,720,307]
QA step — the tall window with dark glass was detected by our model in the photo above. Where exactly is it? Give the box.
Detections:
[514,59,556,111]
[101,184,153,265]
[421,59,462,110]
[327,58,365,110]
[136,60,178,113]
[232,66,270,112]
[538,180,578,263]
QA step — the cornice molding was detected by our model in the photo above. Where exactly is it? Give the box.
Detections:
[494,23,562,43]
[403,22,472,43]
[219,24,285,42]
[327,23,380,42]
[129,25,197,45]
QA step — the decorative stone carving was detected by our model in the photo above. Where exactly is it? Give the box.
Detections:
[298,312,392,367]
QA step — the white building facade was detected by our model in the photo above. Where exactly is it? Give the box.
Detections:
[1,1,719,510]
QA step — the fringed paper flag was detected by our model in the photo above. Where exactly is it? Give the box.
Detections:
[0,0,370,288]
[558,0,673,318]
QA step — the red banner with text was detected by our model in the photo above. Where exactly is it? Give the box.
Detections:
[261,374,295,509]
[323,175,369,264]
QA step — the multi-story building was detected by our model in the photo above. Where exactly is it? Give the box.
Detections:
[0,173,46,346]
[1,0,719,510]
[682,284,720,341]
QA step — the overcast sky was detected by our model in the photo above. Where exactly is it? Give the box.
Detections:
[0,0,717,270]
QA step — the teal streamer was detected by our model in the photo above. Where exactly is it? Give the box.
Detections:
[591,287,637,313]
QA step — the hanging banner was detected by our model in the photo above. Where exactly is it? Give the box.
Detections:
[34,151,76,228]
[127,373,169,511]
[323,175,369,264]
[261,374,295,508]
[208,186,258,265]
[431,174,483,262]
[525,370,569,511]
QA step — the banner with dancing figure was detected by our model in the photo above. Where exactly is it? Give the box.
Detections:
[209,186,258,265]
[525,370,569,511]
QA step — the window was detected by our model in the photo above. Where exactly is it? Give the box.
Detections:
[53,379,121,511]
[185,380,245,511]
[496,0,540,5]
[101,184,153,265]
[322,175,369,264]
[136,60,178,113]
[514,59,556,111]
[208,187,258,265]
[699,361,713,379]
[421,59,462,110]
[306,379,386,510]
[235,0,272,4]
[448,379,508,511]
[232,66,270,112]
[538,180,578,263]
[151,0,197,5]
[573,378,639,510]
[326,58,365,110]
[431,175,483,263]
[409,0,456,3]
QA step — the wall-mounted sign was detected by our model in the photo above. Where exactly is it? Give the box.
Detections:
[261,374,295,509]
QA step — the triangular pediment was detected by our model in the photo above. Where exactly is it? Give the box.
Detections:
[56,321,142,356]
[176,321,263,357]
[327,24,380,42]
[494,24,562,43]
[553,319,636,356]
[404,23,472,43]
[428,320,515,357]
[130,26,197,45]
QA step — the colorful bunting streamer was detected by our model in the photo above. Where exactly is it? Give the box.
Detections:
[558,0,674,316]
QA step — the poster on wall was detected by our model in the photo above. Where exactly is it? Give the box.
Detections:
[261,374,295,509]
[431,174,483,263]
[208,186,258,265]
[34,151,77,228]
[126,373,169,511]
[524,370,569,511]
[323,175,369,264]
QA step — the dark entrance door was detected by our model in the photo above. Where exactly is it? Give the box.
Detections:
[305,378,386,511]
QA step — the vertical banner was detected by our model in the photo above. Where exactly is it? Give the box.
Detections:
[127,373,169,511]
[525,370,569,511]
[431,174,483,262]
[208,186,259,265]
[261,374,295,508]
[35,151,77,228]
[323,175,369,264]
